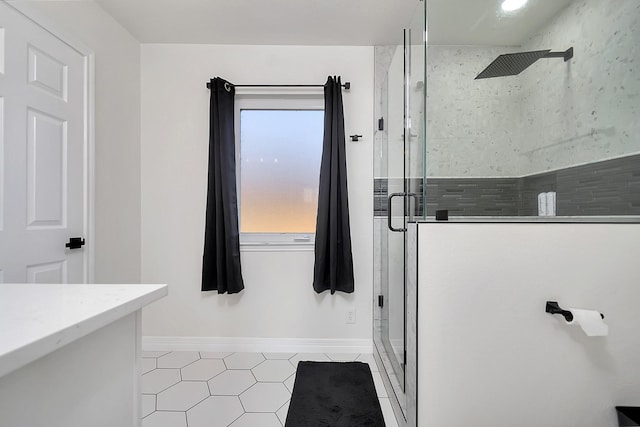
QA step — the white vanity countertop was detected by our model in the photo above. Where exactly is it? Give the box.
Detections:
[0,284,168,378]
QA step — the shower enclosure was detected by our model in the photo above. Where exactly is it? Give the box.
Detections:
[373,1,426,424]
[374,0,639,424]
[424,0,639,218]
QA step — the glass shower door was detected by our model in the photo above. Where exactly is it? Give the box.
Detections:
[376,2,425,422]
[382,37,406,398]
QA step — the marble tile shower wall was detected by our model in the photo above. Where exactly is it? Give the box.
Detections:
[426,45,524,177]
[374,154,640,217]
[396,0,640,218]
[518,0,640,175]
[425,0,639,179]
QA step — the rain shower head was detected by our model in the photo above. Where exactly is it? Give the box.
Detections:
[475,47,573,80]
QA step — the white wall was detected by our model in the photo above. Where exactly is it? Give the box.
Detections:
[416,223,640,427]
[140,44,374,341]
[24,1,142,283]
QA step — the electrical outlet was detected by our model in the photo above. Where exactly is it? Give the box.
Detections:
[346,308,356,324]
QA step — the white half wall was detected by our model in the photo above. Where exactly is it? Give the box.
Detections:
[416,222,640,427]
[23,1,142,284]
[140,44,374,340]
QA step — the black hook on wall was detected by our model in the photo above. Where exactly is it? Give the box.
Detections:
[350,135,363,142]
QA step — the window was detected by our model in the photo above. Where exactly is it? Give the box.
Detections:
[235,95,324,245]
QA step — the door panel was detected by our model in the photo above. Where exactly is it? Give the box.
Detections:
[27,260,67,284]
[0,28,5,74]
[0,96,4,233]
[27,108,67,228]
[28,44,68,100]
[0,2,87,284]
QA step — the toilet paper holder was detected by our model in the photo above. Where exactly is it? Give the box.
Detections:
[545,301,604,322]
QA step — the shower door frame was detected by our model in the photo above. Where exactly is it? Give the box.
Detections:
[380,28,414,393]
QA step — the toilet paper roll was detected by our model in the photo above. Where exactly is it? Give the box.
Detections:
[566,308,608,336]
[538,193,547,216]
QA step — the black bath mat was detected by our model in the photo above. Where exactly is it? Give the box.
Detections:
[285,361,385,427]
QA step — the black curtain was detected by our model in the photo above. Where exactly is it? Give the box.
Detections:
[313,76,355,294]
[202,77,244,294]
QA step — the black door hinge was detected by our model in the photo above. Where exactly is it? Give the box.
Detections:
[378,295,384,307]
[378,117,384,131]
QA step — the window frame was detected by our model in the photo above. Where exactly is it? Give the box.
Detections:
[234,93,324,248]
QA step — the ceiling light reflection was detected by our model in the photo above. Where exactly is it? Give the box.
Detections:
[501,0,528,12]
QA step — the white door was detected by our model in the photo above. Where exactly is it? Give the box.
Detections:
[0,2,89,283]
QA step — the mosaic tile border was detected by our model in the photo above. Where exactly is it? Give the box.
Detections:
[374,154,640,217]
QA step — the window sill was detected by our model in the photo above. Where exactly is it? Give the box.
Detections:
[240,241,315,252]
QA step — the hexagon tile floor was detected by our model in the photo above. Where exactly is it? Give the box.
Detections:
[141,351,399,427]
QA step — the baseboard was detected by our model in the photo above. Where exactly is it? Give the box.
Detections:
[142,336,373,354]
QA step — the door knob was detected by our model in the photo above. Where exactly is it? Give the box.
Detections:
[65,237,85,250]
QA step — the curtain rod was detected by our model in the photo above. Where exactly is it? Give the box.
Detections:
[206,82,351,90]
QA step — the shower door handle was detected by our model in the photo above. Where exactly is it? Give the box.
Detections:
[387,192,419,232]
[388,193,407,232]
